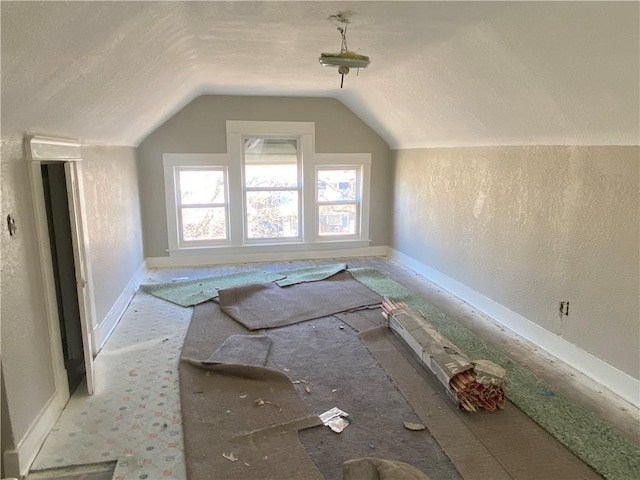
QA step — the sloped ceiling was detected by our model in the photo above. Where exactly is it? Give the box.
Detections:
[1,1,638,148]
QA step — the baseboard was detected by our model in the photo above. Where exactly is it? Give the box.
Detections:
[146,246,388,268]
[388,248,640,409]
[2,388,67,478]
[93,261,147,352]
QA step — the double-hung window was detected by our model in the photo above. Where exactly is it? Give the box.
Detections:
[316,167,360,238]
[313,153,371,242]
[243,138,301,241]
[163,122,371,256]
[164,154,231,251]
[176,167,228,244]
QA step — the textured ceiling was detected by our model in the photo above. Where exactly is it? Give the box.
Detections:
[1,1,638,148]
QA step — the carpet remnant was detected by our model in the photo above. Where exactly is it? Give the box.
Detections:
[179,361,324,480]
[348,268,640,480]
[275,262,348,287]
[180,302,325,480]
[204,334,272,367]
[217,271,381,330]
[140,270,284,307]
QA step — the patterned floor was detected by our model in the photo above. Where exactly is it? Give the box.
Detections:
[30,260,639,479]
[31,289,192,480]
[30,262,309,480]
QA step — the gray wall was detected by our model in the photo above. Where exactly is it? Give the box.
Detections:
[137,95,391,258]
[0,139,144,468]
[391,145,639,380]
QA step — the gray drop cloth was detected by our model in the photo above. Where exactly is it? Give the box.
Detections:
[217,271,382,330]
[204,334,272,367]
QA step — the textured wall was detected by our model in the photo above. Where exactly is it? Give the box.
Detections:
[81,146,144,325]
[137,95,391,258]
[0,140,145,463]
[0,139,57,441]
[392,146,639,379]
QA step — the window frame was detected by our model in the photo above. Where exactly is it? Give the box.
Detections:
[315,165,362,240]
[164,154,231,251]
[175,166,230,246]
[163,123,372,257]
[313,153,371,243]
[241,136,303,244]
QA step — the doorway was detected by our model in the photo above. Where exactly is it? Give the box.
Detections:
[41,163,85,393]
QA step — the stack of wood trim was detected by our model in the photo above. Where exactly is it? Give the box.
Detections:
[449,369,505,412]
[382,298,506,412]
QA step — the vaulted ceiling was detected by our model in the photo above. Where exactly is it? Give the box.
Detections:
[2,1,638,148]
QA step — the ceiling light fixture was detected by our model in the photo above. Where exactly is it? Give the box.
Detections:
[319,12,370,88]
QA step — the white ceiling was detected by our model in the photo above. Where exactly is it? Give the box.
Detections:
[1,1,638,148]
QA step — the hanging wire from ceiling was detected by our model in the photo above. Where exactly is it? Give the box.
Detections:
[319,12,370,88]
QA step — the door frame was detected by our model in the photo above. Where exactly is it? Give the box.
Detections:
[25,135,96,395]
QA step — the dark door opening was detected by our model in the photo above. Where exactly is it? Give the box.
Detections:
[41,163,86,393]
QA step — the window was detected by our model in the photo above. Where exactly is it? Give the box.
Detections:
[163,122,371,255]
[243,138,301,241]
[176,167,228,244]
[317,167,360,237]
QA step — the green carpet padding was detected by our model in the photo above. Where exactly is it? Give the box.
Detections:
[348,268,640,480]
[140,270,284,307]
[275,262,347,287]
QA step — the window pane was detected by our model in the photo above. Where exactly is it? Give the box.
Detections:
[182,207,227,241]
[246,191,299,239]
[319,204,357,236]
[317,169,357,202]
[245,164,298,188]
[179,170,225,204]
[244,138,298,187]
[244,138,297,160]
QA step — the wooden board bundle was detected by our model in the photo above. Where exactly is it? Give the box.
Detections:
[382,298,506,412]
[449,364,505,412]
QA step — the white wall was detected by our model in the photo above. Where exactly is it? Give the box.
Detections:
[1,138,57,449]
[81,146,145,350]
[391,146,639,385]
[0,139,145,476]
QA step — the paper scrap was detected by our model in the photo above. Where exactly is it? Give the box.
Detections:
[305,386,312,394]
[319,407,350,433]
[222,452,238,462]
[326,416,349,433]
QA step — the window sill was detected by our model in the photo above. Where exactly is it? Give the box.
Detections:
[169,239,372,257]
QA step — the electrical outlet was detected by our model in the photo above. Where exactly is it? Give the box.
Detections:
[559,301,570,316]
